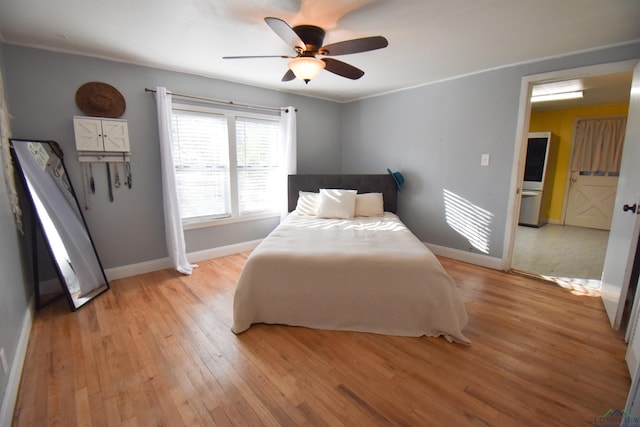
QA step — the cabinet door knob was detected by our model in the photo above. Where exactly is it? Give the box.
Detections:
[623,203,637,214]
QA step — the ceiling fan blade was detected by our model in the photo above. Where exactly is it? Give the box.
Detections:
[223,55,292,59]
[322,58,364,80]
[265,17,305,50]
[282,69,296,82]
[321,36,388,56]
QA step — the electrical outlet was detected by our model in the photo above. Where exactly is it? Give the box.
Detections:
[0,348,8,376]
[481,153,490,166]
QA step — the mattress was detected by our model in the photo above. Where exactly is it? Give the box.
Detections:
[232,211,470,344]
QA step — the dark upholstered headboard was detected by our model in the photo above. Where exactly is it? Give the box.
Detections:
[288,174,398,213]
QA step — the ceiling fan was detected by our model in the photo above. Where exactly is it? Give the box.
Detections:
[223,17,388,84]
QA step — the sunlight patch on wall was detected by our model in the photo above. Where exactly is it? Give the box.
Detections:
[443,189,493,254]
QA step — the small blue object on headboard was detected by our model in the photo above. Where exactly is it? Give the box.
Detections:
[387,169,405,192]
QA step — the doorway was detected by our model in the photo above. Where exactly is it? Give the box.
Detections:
[507,62,634,293]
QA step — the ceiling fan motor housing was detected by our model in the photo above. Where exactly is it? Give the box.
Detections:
[293,25,326,54]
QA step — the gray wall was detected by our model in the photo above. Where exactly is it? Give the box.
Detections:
[3,45,343,268]
[0,42,32,415]
[342,41,640,259]
[4,43,639,268]
[1,36,639,421]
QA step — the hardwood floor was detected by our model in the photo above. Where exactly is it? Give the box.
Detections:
[12,254,630,426]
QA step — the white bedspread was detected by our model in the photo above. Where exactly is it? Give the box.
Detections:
[232,212,470,343]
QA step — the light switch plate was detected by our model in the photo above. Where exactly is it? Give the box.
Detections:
[481,153,490,166]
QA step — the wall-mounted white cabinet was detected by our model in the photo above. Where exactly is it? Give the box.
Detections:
[73,116,130,152]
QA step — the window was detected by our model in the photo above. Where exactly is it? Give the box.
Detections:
[171,104,281,224]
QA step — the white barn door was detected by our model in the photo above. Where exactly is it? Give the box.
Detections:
[565,173,617,230]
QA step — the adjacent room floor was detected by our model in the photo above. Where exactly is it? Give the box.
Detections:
[512,223,609,292]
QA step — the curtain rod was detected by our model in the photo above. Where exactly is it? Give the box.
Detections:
[144,88,295,113]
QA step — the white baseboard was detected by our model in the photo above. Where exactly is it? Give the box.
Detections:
[104,257,172,281]
[425,243,504,270]
[187,239,261,264]
[104,239,262,281]
[0,297,34,427]
[105,238,502,281]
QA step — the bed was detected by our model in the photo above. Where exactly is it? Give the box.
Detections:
[231,174,469,344]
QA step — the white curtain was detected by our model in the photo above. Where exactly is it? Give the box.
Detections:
[572,117,627,173]
[0,67,22,232]
[280,106,297,220]
[155,86,196,275]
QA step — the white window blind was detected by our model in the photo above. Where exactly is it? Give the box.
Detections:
[170,106,280,223]
[236,117,280,214]
[172,110,230,220]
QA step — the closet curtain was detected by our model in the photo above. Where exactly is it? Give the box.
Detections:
[571,117,627,174]
[280,106,297,219]
[155,86,196,275]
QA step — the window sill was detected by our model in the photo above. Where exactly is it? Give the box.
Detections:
[182,212,280,231]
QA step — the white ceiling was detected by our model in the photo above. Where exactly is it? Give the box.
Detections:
[1,0,639,103]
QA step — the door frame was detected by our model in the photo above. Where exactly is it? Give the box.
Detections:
[502,59,638,271]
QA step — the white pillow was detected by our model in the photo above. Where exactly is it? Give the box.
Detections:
[295,191,319,216]
[355,193,384,217]
[317,189,357,219]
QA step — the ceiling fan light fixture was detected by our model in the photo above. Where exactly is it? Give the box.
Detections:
[288,57,325,84]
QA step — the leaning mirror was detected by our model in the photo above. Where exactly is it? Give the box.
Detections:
[10,139,109,310]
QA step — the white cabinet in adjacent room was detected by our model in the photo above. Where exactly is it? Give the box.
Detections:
[73,116,130,152]
[518,132,558,227]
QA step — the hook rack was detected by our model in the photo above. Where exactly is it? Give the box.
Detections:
[78,152,131,163]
